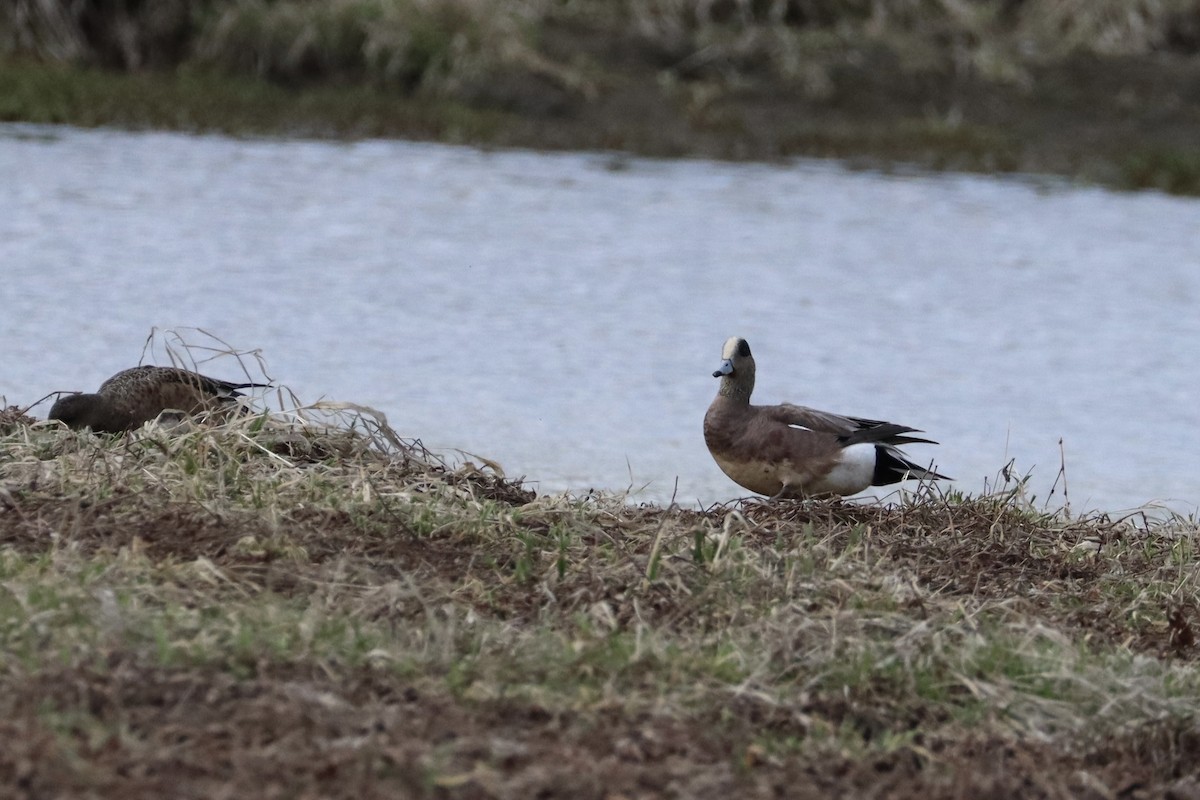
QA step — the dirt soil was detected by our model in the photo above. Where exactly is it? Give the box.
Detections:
[2,656,1197,799]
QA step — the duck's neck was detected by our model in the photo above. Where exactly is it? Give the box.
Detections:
[717,376,753,404]
[87,397,135,433]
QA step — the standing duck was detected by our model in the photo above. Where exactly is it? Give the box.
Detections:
[703,337,949,497]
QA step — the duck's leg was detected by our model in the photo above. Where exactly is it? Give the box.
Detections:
[769,482,800,502]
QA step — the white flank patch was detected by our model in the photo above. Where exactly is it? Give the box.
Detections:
[808,443,876,495]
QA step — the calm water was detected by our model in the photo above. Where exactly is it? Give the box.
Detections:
[3,124,1199,513]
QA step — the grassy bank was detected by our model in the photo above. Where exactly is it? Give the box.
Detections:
[1,404,1200,797]
[4,1,1200,192]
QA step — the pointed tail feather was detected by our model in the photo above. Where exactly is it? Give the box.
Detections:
[873,446,952,486]
[840,422,938,448]
[886,434,939,446]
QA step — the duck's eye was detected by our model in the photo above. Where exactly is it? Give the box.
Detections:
[737,340,751,357]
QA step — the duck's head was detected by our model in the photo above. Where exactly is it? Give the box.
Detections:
[713,336,755,400]
[48,393,122,432]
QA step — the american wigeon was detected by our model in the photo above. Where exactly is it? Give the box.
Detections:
[49,365,269,434]
[704,337,949,498]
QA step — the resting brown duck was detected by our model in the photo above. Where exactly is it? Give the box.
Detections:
[49,365,269,433]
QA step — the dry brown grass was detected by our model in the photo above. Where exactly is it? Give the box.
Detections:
[621,0,1200,92]
[2,0,581,101]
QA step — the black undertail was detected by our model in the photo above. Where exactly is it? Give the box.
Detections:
[872,446,952,486]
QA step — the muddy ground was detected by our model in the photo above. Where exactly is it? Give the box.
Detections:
[4,662,1197,799]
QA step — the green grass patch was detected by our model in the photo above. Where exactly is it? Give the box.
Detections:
[0,59,511,141]
[1120,147,1200,195]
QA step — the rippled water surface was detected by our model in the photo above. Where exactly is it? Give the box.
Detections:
[3,124,1199,512]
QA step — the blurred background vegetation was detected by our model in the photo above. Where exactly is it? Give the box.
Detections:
[4,1,1200,191]
[6,1,1200,87]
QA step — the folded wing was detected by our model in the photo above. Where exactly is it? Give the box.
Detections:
[765,403,938,446]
